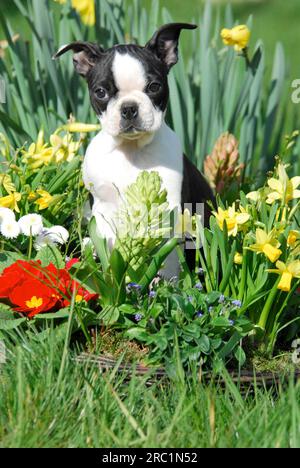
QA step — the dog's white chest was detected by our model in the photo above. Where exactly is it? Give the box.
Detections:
[83,123,183,241]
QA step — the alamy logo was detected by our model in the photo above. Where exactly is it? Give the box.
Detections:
[291,79,300,104]
[0,78,5,104]
[291,339,300,364]
[0,341,6,364]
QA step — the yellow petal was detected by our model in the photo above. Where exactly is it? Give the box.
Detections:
[246,191,260,202]
[65,122,100,133]
[268,178,282,192]
[256,228,268,245]
[234,252,243,265]
[266,191,281,204]
[235,212,250,225]
[288,261,300,278]
[275,261,287,272]
[291,176,300,190]
[278,272,293,292]
[262,244,282,263]
[292,189,300,199]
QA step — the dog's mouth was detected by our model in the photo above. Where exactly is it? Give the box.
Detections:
[119,125,147,140]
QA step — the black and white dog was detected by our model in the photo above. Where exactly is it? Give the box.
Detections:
[54,23,213,275]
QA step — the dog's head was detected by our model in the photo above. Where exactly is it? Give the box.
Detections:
[53,23,196,141]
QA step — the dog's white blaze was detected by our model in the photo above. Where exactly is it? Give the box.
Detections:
[112,52,147,93]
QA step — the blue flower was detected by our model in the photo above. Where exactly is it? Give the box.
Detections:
[196,311,204,318]
[127,282,142,293]
[194,282,203,291]
[196,267,205,275]
[134,313,143,322]
[208,306,214,313]
[232,299,242,308]
[149,291,156,298]
[218,294,225,304]
[229,319,235,326]
[187,296,193,303]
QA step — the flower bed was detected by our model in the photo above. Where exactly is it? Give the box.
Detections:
[0,0,299,378]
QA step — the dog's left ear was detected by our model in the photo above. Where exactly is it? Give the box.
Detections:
[145,23,197,71]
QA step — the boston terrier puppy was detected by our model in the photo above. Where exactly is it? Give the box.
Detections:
[54,23,214,275]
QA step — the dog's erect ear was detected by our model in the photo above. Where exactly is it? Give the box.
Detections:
[53,41,104,77]
[145,23,197,71]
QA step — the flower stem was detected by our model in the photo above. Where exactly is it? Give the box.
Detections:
[258,277,280,331]
[28,234,33,260]
[238,249,248,303]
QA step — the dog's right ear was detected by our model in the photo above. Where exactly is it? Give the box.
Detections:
[52,41,104,78]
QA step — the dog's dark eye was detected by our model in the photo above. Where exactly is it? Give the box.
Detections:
[147,82,161,94]
[95,87,108,100]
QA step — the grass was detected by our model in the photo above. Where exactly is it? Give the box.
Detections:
[1,328,300,448]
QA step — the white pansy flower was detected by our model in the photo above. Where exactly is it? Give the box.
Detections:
[0,219,21,239]
[34,225,69,251]
[0,207,15,226]
[18,213,43,236]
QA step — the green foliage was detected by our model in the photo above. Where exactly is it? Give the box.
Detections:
[121,281,253,373]
[0,0,296,180]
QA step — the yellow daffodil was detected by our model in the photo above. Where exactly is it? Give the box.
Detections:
[234,252,243,265]
[50,133,81,163]
[28,191,37,202]
[213,204,250,237]
[287,230,300,247]
[267,260,300,292]
[0,192,21,212]
[35,190,55,210]
[266,163,300,205]
[246,187,270,203]
[221,25,250,51]
[247,229,282,263]
[175,208,195,237]
[71,0,95,26]
[64,122,100,133]
[0,173,16,194]
[22,130,53,171]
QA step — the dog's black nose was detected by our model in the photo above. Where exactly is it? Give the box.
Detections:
[121,103,138,121]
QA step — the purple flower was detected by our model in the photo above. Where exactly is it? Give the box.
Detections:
[232,299,242,308]
[197,311,204,318]
[187,296,193,303]
[127,282,142,293]
[149,291,156,299]
[134,313,143,322]
[218,294,225,304]
[229,319,235,326]
[194,282,203,291]
[196,267,205,275]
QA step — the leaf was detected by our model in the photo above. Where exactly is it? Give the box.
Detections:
[0,252,23,273]
[35,246,65,269]
[89,217,110,272]
[99,306,120,325]
[234,346,246,366]
[218,331,242,359]
[125,327,149,342]
[0,317,26,330]
[0,303,14,319]
[198,335,211,354]
[34,308,69,320]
